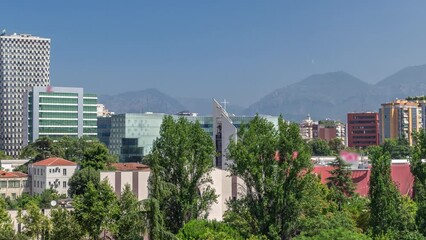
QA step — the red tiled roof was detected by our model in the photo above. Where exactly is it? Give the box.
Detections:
[111,162,149,171]
[0,170,28,178]
[313,164,414,197]
[32,157,77,166]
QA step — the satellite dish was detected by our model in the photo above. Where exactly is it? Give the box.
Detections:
[50,200,57,207]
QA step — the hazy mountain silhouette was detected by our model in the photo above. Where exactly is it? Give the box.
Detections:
[176,97,245,115]
[99,64,426,122]
[98,88,186,114]
[246,64,426,121]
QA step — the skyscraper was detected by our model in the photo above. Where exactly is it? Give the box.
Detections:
[0,33,50,157]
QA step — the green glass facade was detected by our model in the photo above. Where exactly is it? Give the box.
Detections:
[24,86,98,144]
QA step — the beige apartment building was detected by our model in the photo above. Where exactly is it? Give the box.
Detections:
[101,164,240,220]
[0,170,30,199]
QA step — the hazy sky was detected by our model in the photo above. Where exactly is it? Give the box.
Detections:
[2,1,426,106]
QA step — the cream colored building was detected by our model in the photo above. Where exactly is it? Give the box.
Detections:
[0,170,30,199]
[28,158,78,196]
[101,165,240,221]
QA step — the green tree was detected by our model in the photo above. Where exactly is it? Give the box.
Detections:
[39,189,64,209]
[50,208,84,240]
[227,116,315,239]
[116,184,145,240]
[382,138,411,159]
[80,141,117,170]
[142,198,175,240]
[73,180,118,239]
[294,227,370,240]
[56,136,93,163]
[328,138,345,155]
[146,116,217,235]
[20,137,63,162]
[0,150,12,160]
[68,167,100,197]
[177,219,244,240]
[17,202,51,240]
[368,146,402,237]
[410,130,426,236]
[309,139,332,156]
[15,194,40,210]
[326,157,356,210]
[0,197,15,239]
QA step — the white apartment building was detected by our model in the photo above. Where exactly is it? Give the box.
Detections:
[28,157,78,196]
[0,33,51,157]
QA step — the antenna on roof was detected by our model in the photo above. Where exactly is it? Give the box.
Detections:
[0,29,6,36]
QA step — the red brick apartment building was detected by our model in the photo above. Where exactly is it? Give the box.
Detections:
[347,112,379,148]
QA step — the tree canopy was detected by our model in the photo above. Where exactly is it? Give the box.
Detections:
[146,116,217,235]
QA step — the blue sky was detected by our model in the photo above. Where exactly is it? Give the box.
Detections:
[2,1,426,106]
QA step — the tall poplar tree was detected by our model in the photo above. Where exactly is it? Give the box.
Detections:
[227,116,314,239]
[410,130,426,236]
[368,146,401,236]
[147,116,217,235]
[116,184,145,240]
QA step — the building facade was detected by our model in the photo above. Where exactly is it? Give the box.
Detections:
[102,102,279,164]
[100,167,240,221]
[299,115,316,141]
[0,170,29,199]
[379,100,422,145]
[23,86,97,144]
[0,33,51,157]
[316,120,346,145]
[0,159,29,172]
[28,157,78,196]
[347,112,379,148]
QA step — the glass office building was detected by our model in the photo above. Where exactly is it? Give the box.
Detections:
[102,103,279,163]
[24,86,97,144]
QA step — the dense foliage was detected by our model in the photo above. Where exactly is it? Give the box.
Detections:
[2,117,426,239]
[411,130,426,236]
[146,116,217,235]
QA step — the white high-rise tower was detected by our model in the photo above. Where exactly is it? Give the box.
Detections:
[0,33,50,157]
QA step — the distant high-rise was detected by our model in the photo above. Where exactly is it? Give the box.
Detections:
[347,112,379,148]
[379,100,422,146]
[0,33,51,157]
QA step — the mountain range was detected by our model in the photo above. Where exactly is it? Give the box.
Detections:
[99,64,426,122]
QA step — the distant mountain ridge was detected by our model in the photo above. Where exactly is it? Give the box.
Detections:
[99,64,426,122]
[98,88,186,114]
[245,64,426,121]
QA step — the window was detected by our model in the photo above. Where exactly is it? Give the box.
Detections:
[11,193,16,200]
[63,181,67,188]
[63,169,67,176]
[8,181,20,188]
[0,181,7,188]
